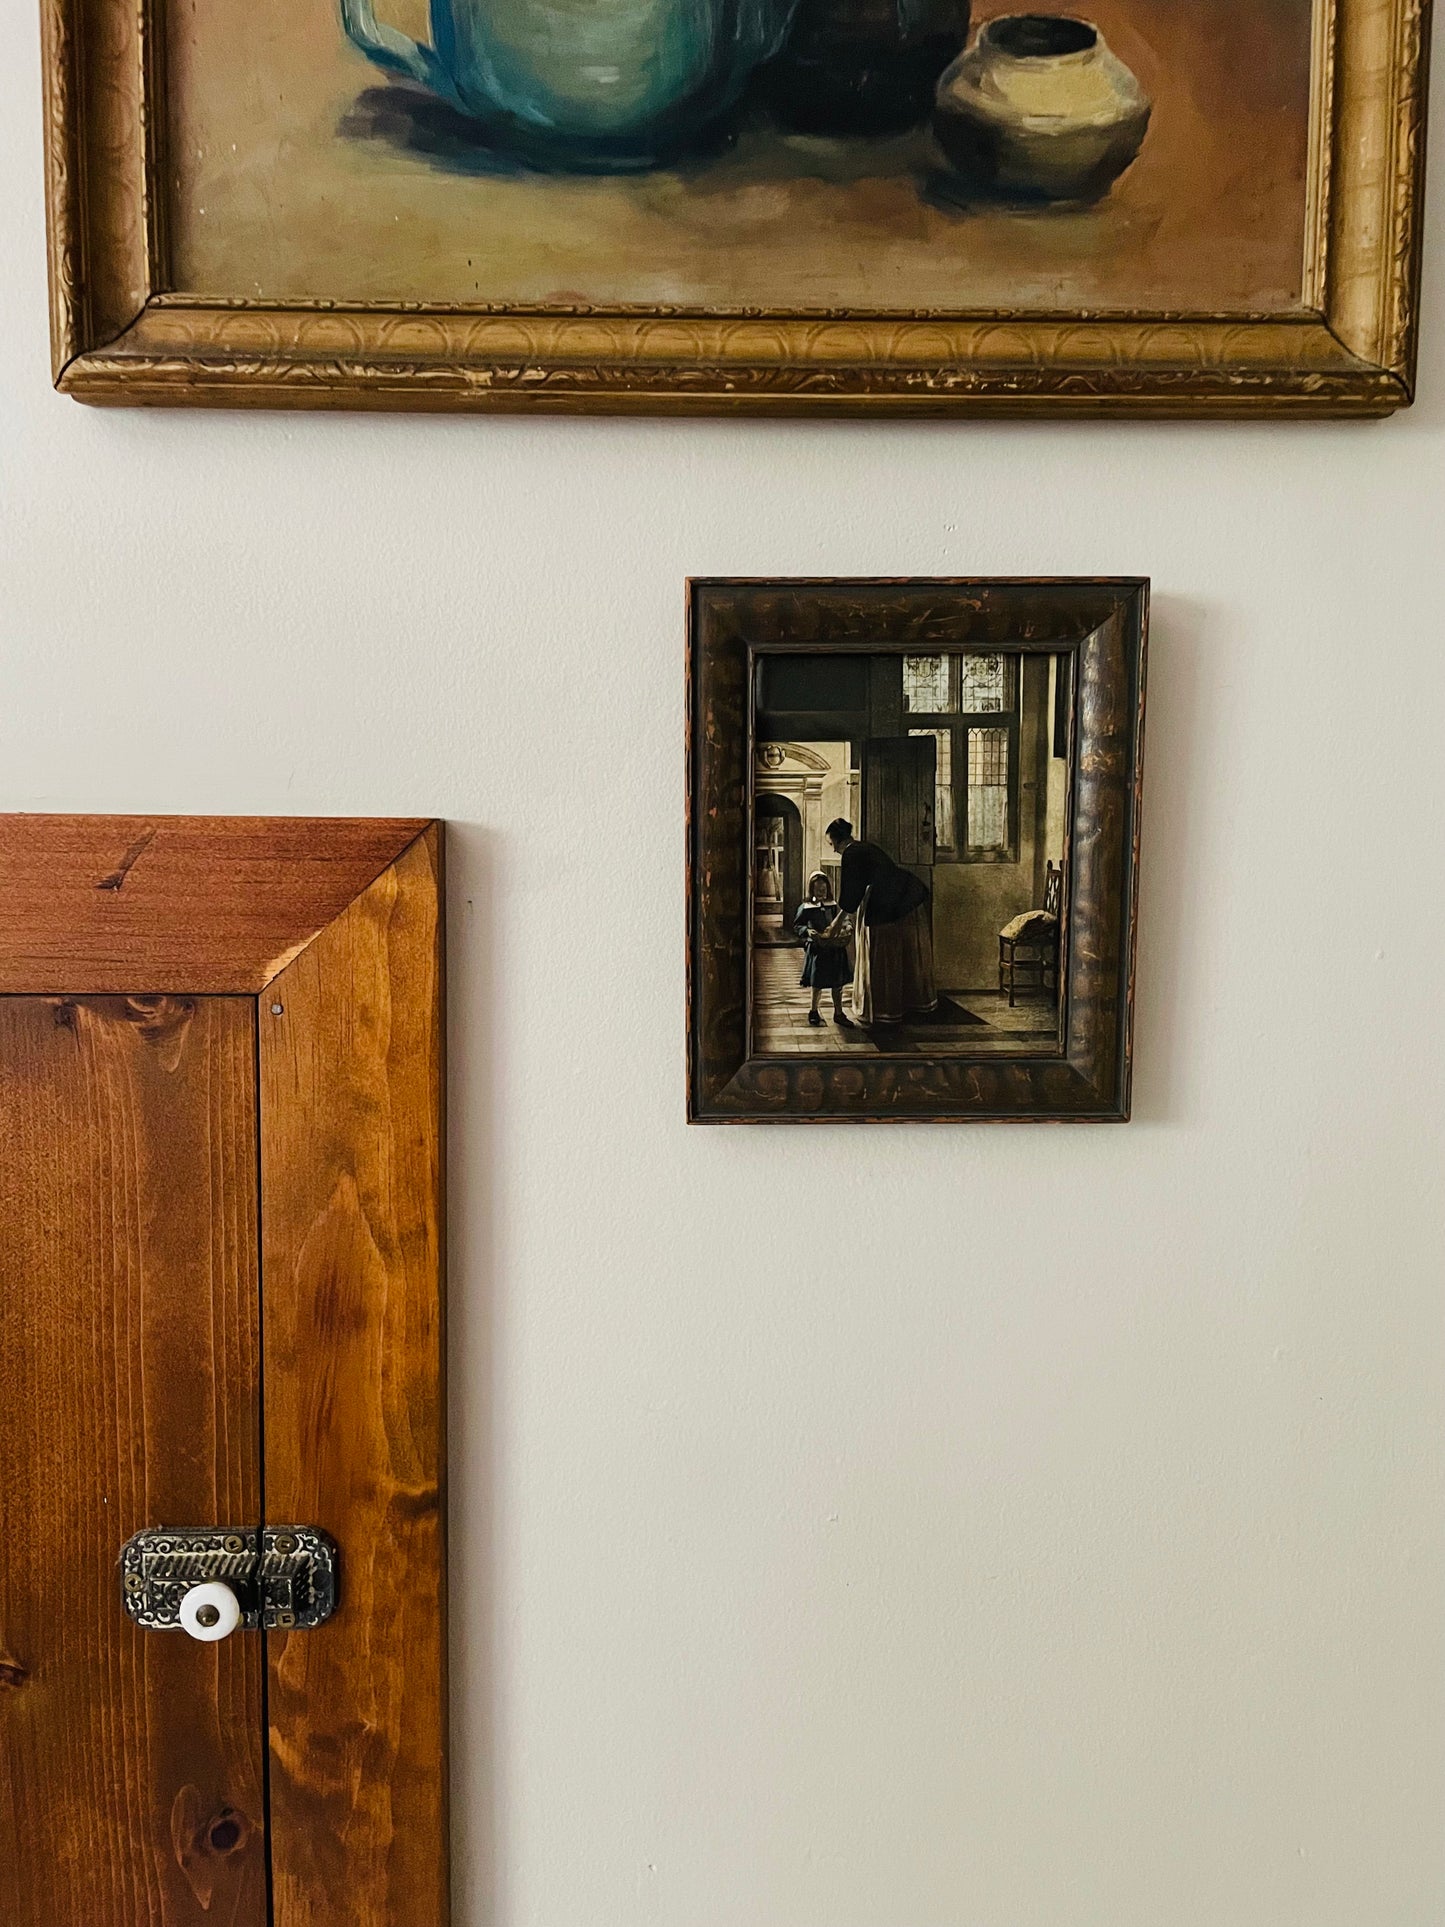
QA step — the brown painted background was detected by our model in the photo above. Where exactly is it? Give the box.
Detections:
[168,0,1314,312]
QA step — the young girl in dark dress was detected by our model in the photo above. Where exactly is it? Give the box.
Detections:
[794,872,855,1028]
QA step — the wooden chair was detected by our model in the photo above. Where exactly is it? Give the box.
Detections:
[998,860,1062,1007]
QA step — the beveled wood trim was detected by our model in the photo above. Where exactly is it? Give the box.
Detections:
[687,579,1146,1122]
[37,0,1431,415]
[258,825,447,1927]
[0,813,448,1919]
[0,815,429,993]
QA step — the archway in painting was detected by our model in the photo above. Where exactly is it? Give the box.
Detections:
[755,792,804,943]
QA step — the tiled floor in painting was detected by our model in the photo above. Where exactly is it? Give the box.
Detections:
[752,945,1061,1057]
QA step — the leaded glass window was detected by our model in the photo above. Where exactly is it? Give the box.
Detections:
[958,655,1006,712]
[902,655,952,713]
[908,727,956,851]
[901,653,1019,860]
[966,727,1009,851]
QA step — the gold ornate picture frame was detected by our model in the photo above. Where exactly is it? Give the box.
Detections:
[41,0,1430,416]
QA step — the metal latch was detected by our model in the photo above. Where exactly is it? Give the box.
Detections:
[120,1526,338,1640]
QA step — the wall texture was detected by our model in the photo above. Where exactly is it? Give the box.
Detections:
[2,16,1442,1926]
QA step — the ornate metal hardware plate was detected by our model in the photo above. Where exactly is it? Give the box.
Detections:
[119,1526,339,1631]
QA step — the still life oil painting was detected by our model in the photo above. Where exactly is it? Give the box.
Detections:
[42,0,1428,407]
[181,0,1302,315]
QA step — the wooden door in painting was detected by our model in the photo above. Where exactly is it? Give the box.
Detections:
[862,734,936,899]
[0,817,447,1927]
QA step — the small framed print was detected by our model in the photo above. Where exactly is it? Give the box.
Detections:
[687,577,1148,1122]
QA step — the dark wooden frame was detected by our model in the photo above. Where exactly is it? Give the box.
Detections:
[0,815,447,1927]
[36,0,1434,415]
[687,579,1147,1123]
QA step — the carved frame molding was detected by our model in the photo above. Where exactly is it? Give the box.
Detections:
[686,578,1148,1122]
[39,0,1431,415]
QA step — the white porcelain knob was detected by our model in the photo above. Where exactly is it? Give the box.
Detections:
[179,1580,242,1642]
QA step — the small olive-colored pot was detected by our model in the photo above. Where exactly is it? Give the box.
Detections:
[933,13,1150,203]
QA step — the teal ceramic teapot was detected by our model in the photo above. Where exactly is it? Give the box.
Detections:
[340,0,799,169]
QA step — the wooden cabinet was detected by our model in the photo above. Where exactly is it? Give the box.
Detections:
[0,817,447,1927]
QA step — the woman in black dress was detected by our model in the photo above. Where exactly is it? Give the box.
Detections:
[794,872,855,1028]
[823,818,937,1025]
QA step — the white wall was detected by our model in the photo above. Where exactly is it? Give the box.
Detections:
[3,15,1442,1925]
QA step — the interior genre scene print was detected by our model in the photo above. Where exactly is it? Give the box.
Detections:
[753,649,1070,1058]
[171,0,1316,317]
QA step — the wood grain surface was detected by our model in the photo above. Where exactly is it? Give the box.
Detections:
[0,994,267,1927]
[0,816,428,994]
[258,826,447,1927]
